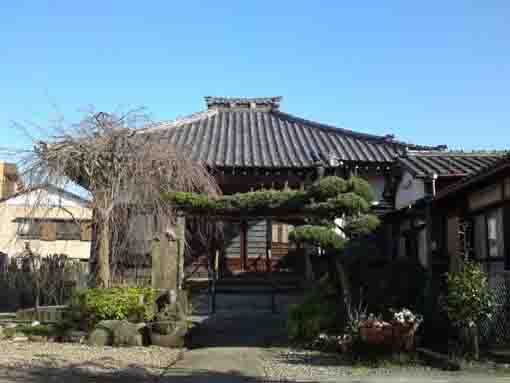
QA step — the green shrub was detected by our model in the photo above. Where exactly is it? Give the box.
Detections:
[445,261,495,328]
[308,177,348,201]
[287,285,341,340]
[70,287,155,329]
[3,324,58,339]
[290,225,346,251]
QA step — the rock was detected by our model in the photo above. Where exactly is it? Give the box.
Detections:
[28,335,47,342]
[91,320,147,347]
[65,331,87,344]
[112,320,146,347]
[150,322,187,348]
[96,320,121,332]
[88,328,112,347]
[5,323,17,329]
[31,321,41,327]
[12,334,29,342]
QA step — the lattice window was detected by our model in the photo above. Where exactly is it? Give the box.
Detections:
[458,219,473,262]
[479,272,510,345]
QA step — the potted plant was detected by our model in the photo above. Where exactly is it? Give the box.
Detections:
[359,314,391,345]
[390,308,422,351]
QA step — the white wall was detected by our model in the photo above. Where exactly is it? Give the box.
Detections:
[395,171,425,210]
[363,174,386,202]
[0,188,92,259]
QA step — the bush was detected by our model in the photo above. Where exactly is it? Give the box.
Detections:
[287,284,342,340]
[445,261,495,328]
[70,287,155,329]
[444,261,495,359]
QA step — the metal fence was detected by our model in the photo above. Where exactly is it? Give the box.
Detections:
[480,271,510,345]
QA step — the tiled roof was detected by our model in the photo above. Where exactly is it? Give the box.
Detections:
[142,97,436,169]
[398,151,504,179]
[435,154,510,199]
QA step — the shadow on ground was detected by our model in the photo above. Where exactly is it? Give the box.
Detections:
[187,312,291,349]
[0,362,313,383]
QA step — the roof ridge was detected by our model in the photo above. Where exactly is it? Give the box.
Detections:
[0,184,91,205]
[139,110,218,132]
[405,150,505,157]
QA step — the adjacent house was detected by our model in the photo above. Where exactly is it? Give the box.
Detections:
[0,162,93,261]
[383,151,504,268]
[434,155,510,278]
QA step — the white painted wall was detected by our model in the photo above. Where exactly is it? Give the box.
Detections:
[395,171,426,210]
[363,174,386,202]
[0,188,92,259]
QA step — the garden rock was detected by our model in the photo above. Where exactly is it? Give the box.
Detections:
[96,320,120,332]
[150,321,187,348]
[88,328,112,347]
[65,331,87,344]
[28,335,47,342]
[90,320,147,347]
[12,334,29,342]
[112,320,146,347]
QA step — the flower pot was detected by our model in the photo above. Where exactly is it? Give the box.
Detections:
[360,325,385,344]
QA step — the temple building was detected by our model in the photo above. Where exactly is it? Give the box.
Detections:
[145,96,439,275]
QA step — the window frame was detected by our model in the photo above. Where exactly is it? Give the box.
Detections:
[55,221,82,241]
[472,207,505,262]
[16,219,41,240]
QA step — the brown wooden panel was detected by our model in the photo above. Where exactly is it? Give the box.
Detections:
[41,221,57,241]
[272,242,290,257]
[80,221,92,241]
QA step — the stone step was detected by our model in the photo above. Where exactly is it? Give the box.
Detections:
[488,347,510,364]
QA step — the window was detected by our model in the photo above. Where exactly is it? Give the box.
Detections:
[473,208,504,260]
[473,208,505,282]
[17,219,40,239]
[56,222,81,240]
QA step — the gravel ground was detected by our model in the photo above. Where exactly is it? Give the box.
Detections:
[0,339,183,382]
[261,347,510,382]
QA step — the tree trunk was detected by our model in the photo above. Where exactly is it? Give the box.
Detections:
[94,218,111,288]
[471,325,480,361]
[335,258,352,306]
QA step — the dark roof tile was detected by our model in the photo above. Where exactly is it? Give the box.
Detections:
[141,97,437,169]
[399,151,504,178]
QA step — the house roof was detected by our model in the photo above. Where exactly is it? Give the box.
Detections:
[435,154,510,200]
[141,97,438,169]
[0,184,91,205]
[397,151,504,179]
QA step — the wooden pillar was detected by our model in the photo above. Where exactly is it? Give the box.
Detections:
[447,214,461,272]
[266,218,272,273]
[503,203,510,271]
[240,220,247,272]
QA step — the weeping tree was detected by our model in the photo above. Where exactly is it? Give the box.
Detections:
[5,108,219,287]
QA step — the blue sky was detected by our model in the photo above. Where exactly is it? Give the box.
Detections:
[1,1,509,153]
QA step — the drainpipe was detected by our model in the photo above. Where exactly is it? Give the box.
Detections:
[425,173,438,270]
[431,173,438,197]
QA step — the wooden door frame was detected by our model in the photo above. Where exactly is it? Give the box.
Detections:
[240,220,248,272]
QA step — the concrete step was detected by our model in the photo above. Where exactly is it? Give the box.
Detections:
[488,347,510,364]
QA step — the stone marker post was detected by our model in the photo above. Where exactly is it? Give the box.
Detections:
[152,216,185,303]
